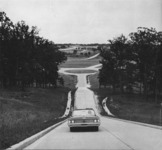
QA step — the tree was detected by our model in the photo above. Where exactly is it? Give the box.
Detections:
[129,27,162,101]
[0,12,14,87]
[0,12,67,89]
[99,35,135,93]
[99,48,118,91]
[99,27,162,101]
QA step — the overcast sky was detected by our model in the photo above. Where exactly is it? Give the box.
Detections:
[0,0,162,43]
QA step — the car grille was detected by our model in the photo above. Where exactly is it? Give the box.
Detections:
[74,119,94,123]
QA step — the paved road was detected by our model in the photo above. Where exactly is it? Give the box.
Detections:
[25,66,162,150]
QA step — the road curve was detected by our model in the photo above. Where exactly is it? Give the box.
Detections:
[25,65,162,150]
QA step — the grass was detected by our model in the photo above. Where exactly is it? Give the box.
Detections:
[60,57,101,68]
[89,73,162,126]
[108,95,161,125]
[0,87,70,149]
[59,73,77,89]
[89,73,99,88]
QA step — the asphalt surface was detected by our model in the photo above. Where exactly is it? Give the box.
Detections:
[25,65,162,150]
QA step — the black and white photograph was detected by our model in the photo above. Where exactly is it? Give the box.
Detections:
[0,0,162,149]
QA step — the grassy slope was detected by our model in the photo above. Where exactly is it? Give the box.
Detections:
[0,87,71,149]
[89,73,162,126]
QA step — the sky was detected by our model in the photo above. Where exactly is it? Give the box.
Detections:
[0,0,162,44]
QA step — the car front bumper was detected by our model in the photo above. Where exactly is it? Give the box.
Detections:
[68,122,100,128]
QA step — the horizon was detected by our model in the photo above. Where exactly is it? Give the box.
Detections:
[0,0,161,44]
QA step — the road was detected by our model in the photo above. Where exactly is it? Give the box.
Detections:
[25,66,162,150]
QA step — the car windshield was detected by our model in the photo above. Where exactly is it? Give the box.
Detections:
[72,109,95,116]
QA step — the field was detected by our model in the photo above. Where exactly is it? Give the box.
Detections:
[60,57,101,68]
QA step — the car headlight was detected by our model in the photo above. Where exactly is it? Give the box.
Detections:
[94,119,99,123]
[69,120,74,123]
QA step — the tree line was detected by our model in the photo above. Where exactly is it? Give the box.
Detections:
[99,27,162,102]
[0,12,67,89]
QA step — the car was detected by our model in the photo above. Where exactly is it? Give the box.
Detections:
[68,108,100,132]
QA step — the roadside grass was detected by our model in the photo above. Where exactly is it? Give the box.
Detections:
[60,57,100,68]
[89,74,162,126]
[59,73,77,89]
[108,95,161,125]
[89,73,99,88]
[0,87,70,149]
